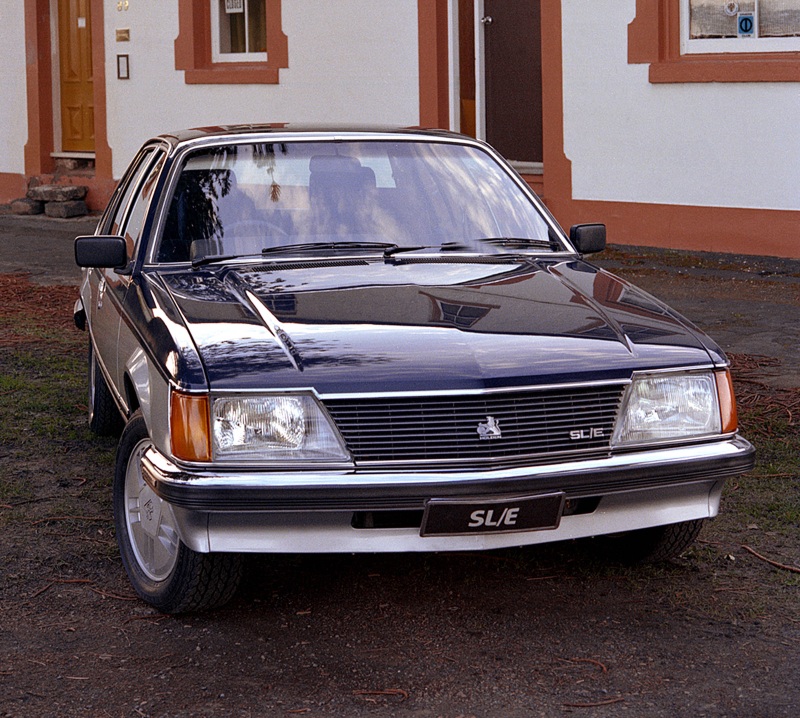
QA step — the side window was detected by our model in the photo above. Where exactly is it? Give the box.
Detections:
[109,149,156,236]
[120,152,167,260]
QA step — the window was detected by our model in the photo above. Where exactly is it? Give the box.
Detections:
[628,0,800,82]
[109,149,156,236]
[211,0,267,62]
[122,152,166,259]
[683,0,800,53]
[175,0,287,84]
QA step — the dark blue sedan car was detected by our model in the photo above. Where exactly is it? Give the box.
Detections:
[74,126,754,612]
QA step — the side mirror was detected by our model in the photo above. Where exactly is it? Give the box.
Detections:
[74,235,128,269]
[569,224,606,255]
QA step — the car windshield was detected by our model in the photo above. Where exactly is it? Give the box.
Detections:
[156,140,562,263]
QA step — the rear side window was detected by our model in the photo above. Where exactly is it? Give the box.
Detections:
[108,149,156,237]
[121,152,166,259]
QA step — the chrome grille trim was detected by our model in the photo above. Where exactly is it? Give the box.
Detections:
[323,384,625,466]
[319,377,633,401]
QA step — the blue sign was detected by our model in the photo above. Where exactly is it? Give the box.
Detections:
[738,13,755,37]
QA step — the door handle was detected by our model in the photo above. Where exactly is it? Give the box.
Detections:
[481,15,493,26]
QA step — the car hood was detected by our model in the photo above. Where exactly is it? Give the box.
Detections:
[154,258,723,393]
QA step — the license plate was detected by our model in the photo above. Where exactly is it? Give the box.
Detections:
[420,493,565,537]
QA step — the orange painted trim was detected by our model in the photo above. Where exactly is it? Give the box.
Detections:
[23,0,55,177]
[540,0,569,211]
[520,175,544,198]
[565,200,800,259]
[627,0,663,65]
[175,0,287,85]
[82,177,117,212]
[629,0,800,83]
[184,66,281,84]
[90,0,113,199]
[0,173,27,203]
[417,0,450,129]
[541,0,799,259]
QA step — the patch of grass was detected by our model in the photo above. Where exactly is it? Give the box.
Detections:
[0,349,87,443]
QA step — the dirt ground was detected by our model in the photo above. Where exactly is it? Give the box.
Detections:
[1,233,799,717]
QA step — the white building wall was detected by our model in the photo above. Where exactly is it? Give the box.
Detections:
[0,5,29,175]
[105,0,420,177]
[561,1,800,212]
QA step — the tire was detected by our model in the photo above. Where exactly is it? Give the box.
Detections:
[598,519,705,564]
[113,411,243,613]
[88,341,124,437]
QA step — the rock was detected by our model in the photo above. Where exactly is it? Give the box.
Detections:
[27,184,88,202]
[44,200,88,218]
[11,198,45,215]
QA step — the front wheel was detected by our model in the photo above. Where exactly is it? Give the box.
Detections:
[113,411,243,613]
[597,520,705,564]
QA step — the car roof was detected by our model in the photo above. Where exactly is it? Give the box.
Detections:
[156,124,471,149]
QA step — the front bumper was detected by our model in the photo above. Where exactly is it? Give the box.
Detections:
[140,436,755,553]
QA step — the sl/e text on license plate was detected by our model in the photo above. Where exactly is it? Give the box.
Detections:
[420,493,565,537]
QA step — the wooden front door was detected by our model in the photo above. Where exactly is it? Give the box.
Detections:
[58,0,94,152]
[483,0,542,164]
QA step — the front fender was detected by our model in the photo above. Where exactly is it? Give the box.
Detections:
[124,347,172,459]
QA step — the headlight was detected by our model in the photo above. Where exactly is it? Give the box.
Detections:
[211,394,350,463]
[613,371,726,447]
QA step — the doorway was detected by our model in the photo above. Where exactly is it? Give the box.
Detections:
[57,0,95,153]
[456,0,542,170]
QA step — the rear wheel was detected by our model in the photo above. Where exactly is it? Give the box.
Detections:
[88,341,124,436]
[113,411,243,613]
[598,520,705,564]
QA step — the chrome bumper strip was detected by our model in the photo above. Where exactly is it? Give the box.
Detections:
[141,437,754,512]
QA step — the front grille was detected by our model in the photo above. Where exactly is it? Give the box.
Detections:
[323,384,625,467]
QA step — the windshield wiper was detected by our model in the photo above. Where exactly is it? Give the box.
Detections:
[384,242,470,257]
[260,241,399,257]
[477,237,555,250]
[191,253,249,268]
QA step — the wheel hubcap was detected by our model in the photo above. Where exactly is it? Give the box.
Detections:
[124,439,180,581]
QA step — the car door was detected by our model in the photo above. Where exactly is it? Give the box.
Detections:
[87,147,160,402]
[112,149,168,395]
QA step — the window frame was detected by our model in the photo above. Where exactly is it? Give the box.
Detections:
[175,0,287,84]
[628,0,800,83]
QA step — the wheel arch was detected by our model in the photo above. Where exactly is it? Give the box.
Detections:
[123,347,172,456]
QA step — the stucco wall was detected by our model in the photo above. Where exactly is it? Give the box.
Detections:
[561,1,800,212]
[104,1,420,177]
[0,5,29,176]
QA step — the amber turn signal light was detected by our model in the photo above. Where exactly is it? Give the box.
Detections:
[170,391,212,462]
[715,369,738,434]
